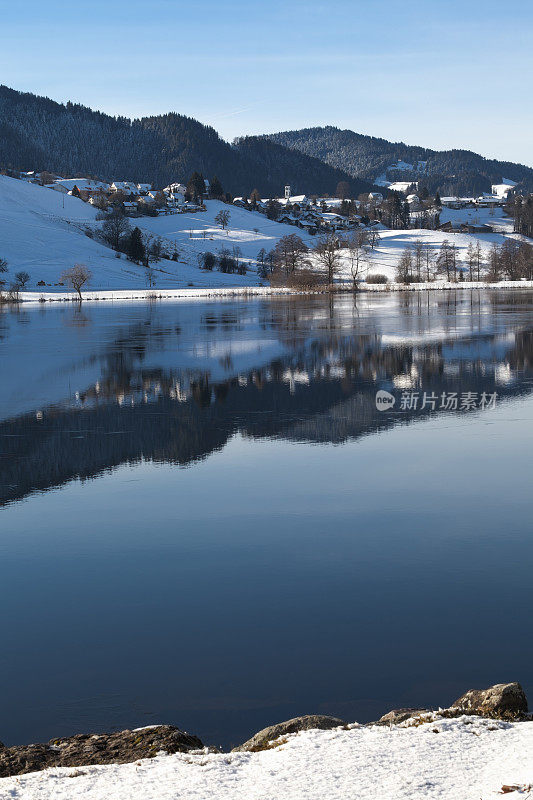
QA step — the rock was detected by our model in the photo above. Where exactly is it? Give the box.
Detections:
[376,708,430,725]
[451,682,528,719]
[0,725,203,778]
[233,715,346,752]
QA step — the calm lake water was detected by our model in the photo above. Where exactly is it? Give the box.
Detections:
[1,291,532,750]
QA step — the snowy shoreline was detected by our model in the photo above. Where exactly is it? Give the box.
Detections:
[15,279,533,305]
[0,683,531,799]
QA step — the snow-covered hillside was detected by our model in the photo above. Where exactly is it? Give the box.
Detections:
[0,176,523,294]
[1,717,531,800]
[137,200,315,266]
[0,177,310,291]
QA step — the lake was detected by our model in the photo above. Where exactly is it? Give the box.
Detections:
[1,290,532,751]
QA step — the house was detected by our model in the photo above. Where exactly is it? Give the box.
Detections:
[298,220,319,235]
[475,194,503,208]
[278,194,310,208]
[491,179,517,199]
[123,201,137,215]
[368,192,383,203]
[111,181,137,195]
[460,222,493,234]
[233,197,247,207]
[52,178,109,193]
[165,183,187,203]
[438,221,454,232]
[137,183,152,194]
[320,212,351,230]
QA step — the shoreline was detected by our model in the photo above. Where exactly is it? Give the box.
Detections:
[13,279,533,305]
[0,683,531,800]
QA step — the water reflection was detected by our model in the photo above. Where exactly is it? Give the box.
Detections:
[2,292,533,507]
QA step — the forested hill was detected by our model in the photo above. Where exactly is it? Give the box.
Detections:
[0,86,373,197]
[265,126,533,196]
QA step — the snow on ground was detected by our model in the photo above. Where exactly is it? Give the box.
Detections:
[335,228,510,284]
[438,204,514,234]
[1,717,532,800]
[135,200,315,266]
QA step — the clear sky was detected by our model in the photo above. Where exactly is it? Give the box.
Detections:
[2,0,532,166]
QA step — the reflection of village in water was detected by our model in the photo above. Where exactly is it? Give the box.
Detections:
[2,292,533,505]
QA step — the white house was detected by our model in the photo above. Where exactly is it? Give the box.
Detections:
[111,181,137,195]
[52,178,110,194]
[137,183,152,194]
[165,183,187,201]
[491,179,517,199]
[277,194,311,208]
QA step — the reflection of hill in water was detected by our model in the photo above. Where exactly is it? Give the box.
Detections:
[2,325,533,507]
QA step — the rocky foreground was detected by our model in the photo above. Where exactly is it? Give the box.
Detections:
[0,681,529,777]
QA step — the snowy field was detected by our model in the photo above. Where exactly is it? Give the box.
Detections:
[334,227,510,284]
[1,717,532,800]
[438,204,514,234]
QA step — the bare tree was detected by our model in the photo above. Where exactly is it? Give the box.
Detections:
[270,234,310,277]
[0,258,8,294]
[424,243,435,281]
[145,267,157,289]
[436,239,454,281]
[314,234,341,285]
[61,264,92,301]
[396,248,413,284]
[336,181,351,200]
[14,270,30,289]
[345,231,369,287]
[215,210,230,230]
[102,211,130,250]
[412,240,424,282]
[368,228,381,250]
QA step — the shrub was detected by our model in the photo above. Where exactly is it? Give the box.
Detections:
[366,274,389,284]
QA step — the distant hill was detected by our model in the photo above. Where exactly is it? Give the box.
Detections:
[265,126,533,196]
[0,86,373,198]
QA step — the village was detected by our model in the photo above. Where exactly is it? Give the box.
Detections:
[14,158,520,239]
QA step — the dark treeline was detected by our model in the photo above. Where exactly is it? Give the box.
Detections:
[265,126,533,196]
[508,195,533,237]
[0,86,373,198]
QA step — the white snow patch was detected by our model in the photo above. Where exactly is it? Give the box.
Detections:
[1,717,531,800]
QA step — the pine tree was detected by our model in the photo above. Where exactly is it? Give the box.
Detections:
[187,172,206,203]
[127,227,145,263]
[210,176,223,198]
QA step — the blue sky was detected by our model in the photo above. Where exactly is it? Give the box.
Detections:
[2,0,532,165]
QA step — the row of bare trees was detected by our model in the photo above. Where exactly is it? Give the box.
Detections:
[396,238,533,284]
[263,229,382,289]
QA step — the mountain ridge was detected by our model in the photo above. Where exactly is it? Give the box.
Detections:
[0,86,372,198]
[264,125,533,195]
